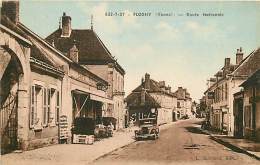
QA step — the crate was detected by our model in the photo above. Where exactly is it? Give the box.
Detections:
[87,135,94,145]
[73,134,87,144]
[73,134,94,145]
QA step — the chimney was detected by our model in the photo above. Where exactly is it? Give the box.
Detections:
[141,88,145,105]
[144,73,150,90]
[224,58,230,67]
[236,47,243,65]
[168,86,171,93]
[68,42,78,63]
[61,12,72,37]
[1,0,19,24]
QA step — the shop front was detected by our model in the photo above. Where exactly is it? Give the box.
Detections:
[71,90,114,143]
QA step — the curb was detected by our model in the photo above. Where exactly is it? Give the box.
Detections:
[200,129,260,161]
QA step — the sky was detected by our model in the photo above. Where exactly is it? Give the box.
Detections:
[19,0,260,101]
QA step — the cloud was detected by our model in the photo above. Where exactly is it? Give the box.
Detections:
[91,3,122,34]
[155,21,180,40]
[77,2,140,36]
[122,10,139,26]
[185,21,217,39]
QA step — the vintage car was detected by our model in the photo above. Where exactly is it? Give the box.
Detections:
[94,124,114,138]
[134,119,159,140]
[94,117,116,138]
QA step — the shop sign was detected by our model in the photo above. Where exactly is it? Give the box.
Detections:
[59,115,69,140]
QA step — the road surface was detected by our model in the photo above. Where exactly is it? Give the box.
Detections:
[93,119,259,165]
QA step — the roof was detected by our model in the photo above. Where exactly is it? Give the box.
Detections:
[46,29,125,75]
[231,48,260,77]
[133,79,161,92]
[240,69,260,87]
[174,87,192,100]
[1,16,108,85]
[125,92,161,108]
[204,48,260,94]
[1,15,57,67]
[132,79,176,97]
[1,15,28,40]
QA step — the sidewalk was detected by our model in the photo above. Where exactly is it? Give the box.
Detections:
[200,128,260,160]
[1,120,181,165]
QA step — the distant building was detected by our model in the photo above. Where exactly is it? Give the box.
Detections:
[46,13,126,129]
[205,47,260,136]
[174,87,193,119]
[125,73,177,126]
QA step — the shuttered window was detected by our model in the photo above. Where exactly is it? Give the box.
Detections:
[43,88,48,126]
[55,91,60,124]
[47,88,51,123]
[30,86,36,128]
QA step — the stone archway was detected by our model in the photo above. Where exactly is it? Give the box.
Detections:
[0,30,31,153]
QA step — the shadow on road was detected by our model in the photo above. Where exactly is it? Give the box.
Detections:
[184,126,207,135]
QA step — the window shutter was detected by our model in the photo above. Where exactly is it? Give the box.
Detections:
[47,88,51,123]
[30,86,36,128]
[43,88,48,126]
[55,91,60,124]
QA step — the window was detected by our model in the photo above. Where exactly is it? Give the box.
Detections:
[30,86,36,128]
[177,102,180,108]
[30,85,60,128]
[225,83,228,100]
[244,105,252,128]
[47,88,51,123]
[30,85,43,128]
[43,88,48,126]
[55,91,60,124]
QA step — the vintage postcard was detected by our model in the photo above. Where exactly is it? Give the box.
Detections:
[0,0,260,165]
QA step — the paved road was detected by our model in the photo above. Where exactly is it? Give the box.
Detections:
[93,119,259,165]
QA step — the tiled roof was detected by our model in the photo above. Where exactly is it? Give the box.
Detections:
[1,16,57,67]
[232,48,260,77]
[45,29,125,74]
[1,15,27,39]
[30,44,58,66]
[240,69,260,87]
[133,79,162,93]
[1,15,109,85]
[125,92,161,108]
[46,29,112,62]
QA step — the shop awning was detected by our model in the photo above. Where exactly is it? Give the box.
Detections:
[72,89,113,104]
[90,94,114,104]
[72,89,89,96]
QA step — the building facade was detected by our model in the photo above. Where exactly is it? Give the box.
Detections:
[46,13,126,129]
[0,1,111,153]
[205,47,260,136]
[174,87,193,119]
[125,73,177,126]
